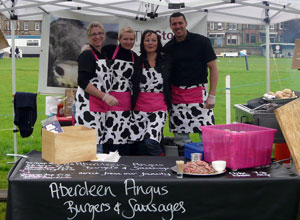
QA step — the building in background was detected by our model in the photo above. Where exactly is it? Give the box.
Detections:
[0,13,41,57]
[207,21,287,56]
[0,12,298,57]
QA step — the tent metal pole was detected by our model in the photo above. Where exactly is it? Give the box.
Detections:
[266,22,270,93]
[264,1,270,93]
[11,20,18,162]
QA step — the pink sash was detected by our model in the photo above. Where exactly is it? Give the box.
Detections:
[89,92,131,112]
[171,85,204,104]
[109,91,131,111]
[134,92,167,112]
[89,95,108,112]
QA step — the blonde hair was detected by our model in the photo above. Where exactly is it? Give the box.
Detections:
[119,27,135,39]
[87,22,105,37]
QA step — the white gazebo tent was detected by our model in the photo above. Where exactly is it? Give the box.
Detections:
[1,0,300,158]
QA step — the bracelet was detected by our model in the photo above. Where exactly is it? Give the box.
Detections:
[102,93,109,101]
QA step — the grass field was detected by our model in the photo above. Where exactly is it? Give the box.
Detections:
[0,56,300,219]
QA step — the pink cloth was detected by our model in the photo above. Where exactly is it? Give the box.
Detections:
[108,91,131,111]
[89,95,108,112]
[89,92,131,112]
[171,85,204,104]
[134,92,167,112]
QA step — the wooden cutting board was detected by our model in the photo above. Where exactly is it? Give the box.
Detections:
[274,98,300,175]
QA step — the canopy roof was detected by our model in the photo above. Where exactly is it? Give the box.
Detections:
[1,0,300,24]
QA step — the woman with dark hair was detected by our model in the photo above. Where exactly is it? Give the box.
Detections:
[131,30,172,156]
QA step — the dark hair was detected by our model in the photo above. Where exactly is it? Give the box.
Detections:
[169,12,187,24]
[140,30,163,60]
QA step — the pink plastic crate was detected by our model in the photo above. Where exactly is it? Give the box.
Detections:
[202,123,277,170]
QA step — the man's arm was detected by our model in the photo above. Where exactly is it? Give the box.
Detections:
[204,59,219,109]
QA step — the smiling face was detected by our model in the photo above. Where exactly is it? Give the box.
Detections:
[119,32,135,50]
[170,16,188,41]
[143,32,158,54]
[88,26,105,50]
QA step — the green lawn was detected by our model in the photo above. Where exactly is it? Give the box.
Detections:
[0,56,300,219]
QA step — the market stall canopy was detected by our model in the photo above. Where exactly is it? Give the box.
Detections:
[1,0,300,24]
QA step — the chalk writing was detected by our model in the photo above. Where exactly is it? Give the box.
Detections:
[229,171,251,177]
[252,171,271,177]
[17,160,172,179]
[48,179,186,220]
[49,181,116,199]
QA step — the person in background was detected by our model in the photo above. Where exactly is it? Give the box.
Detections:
[15,47,20,59]
[131,30,171,156]
[101,27,138,155]
[75,21,118,153]
[164,12,219,150]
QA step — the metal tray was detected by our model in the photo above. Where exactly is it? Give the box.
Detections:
[262,96,297,104]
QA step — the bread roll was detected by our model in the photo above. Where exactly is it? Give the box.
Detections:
[275,91,283,99]
[282,88,292,94]
[282,92,292,97]
[268,91,275,95]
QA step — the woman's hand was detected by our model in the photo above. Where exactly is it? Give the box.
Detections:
[102,93,118,106]
[204,94,215,109]
[81,44,91,53]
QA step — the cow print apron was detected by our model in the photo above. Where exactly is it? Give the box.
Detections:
[102,46,135,144]
[75,51,112,145]
[169,83,215,133]
[130,67,167,143]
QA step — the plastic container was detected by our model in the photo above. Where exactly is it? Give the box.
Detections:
[274,143,290,163]
[202,123,276,170]
[184,142,204,160]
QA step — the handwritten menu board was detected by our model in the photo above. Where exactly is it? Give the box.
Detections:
[7,151,297,220]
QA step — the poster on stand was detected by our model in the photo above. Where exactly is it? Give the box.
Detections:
[38,10,207,94]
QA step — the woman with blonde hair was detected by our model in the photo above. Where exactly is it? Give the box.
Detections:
[101,26,138,155]
[75,22,118,152]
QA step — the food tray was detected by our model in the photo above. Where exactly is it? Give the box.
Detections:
[262,96,297,104]
[171,166,226,176]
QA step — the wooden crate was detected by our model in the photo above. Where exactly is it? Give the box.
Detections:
[42,125,97,164]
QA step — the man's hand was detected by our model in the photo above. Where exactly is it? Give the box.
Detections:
[102,93,118,106]
[204,94,215,109]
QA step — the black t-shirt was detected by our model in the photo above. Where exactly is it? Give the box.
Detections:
[77,45,106,90]
[102,44,137,62]
[164,31,217,87]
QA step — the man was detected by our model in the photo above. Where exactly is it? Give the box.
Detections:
[164,12,219,148]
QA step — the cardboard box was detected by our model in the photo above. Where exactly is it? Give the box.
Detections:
[292,39,300,69]
[42,125,97,164]
[64,88,77,116]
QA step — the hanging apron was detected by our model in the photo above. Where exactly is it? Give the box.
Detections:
[169,83,215,133]
[131,67,167,143]
[102,46,135,144]
[75,50,112,145]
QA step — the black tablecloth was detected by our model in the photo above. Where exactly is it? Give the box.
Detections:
[6,150,300,220]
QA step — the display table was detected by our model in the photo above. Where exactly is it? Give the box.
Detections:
[6,150,300,220]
